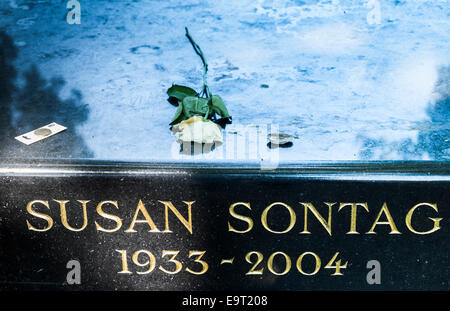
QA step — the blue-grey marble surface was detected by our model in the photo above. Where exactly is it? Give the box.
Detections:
[0,0,448,163]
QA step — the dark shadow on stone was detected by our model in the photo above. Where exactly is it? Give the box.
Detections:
[359,66,450,160]
[267,141,293,149]
[0,30,17,153]
[0,30,92,159]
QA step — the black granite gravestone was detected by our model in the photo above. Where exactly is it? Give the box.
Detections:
[1,160,448,290]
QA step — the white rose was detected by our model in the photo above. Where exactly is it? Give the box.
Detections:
[172,116,223,144]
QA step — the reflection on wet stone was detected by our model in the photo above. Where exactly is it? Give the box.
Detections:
[0,31,92,158]
[0,1,448,162]
[359,66,450,160]
[420,66,450,159]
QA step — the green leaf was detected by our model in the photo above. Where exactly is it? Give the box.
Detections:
[167,85,198,101]
[210,95,231,118]
[182,96,209,117]
[170,100,187,125]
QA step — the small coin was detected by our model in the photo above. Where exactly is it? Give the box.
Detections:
[34,128,52,137]
[267,133,294,145]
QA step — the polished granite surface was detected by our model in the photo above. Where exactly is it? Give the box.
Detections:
[0,0,448,163]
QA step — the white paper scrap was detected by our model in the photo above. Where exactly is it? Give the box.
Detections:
[15,122,67,145]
